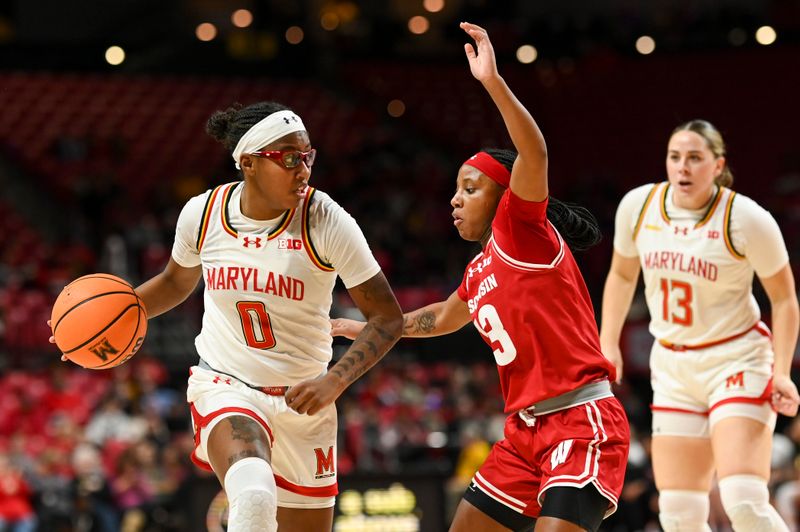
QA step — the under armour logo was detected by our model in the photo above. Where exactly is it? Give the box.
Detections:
[674,226,689,236]
[212,376,232,385]
[242,237,263,248]
[283,116,299,124]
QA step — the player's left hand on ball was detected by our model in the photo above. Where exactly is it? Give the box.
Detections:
[285,374,344,416]
[47,319,67,361]
[771,374,800,417]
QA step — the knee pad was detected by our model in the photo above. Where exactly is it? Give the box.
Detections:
[224,457,278,532]
[658,490,712,532]
[718,475,789,532]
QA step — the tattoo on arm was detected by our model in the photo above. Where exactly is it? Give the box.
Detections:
[404,310,437,335]
[331,323,398,385]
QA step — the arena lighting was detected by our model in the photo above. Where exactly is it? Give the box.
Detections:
[426,431,447,448]
[231,9,253,29]
[516,44,538,64]
[285,26,304,45]
[104,46,125,66]
[387,99,405,117]
[635,35,656,55]
[755,25,777,45]
[321,12,339,30]
[423,0,445,13]
[196,23,217,42]
[408,15,429,35]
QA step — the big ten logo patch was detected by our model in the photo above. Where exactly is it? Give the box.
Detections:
[278,238,302,250]
[725,371,744,389]
[314,446,335,479]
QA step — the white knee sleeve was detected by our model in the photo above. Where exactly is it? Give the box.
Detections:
[719,475,789,532]
[224,457,278,532]
[658,490,712,532]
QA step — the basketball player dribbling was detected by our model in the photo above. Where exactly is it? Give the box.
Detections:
[55,101,403,532]
[601,119,799,531]
[333,23,630,532]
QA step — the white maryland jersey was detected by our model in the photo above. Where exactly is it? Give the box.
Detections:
[614,182,788,345]
[172,181,380,386]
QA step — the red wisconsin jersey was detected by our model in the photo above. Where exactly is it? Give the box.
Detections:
[458,191,614,412]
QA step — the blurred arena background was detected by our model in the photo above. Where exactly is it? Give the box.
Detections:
[1,0,799,530]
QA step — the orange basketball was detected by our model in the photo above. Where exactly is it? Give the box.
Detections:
[51,274,148,369]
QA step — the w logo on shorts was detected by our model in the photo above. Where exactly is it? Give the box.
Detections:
[550,439,574,470]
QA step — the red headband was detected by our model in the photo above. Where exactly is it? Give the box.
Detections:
[463,152,511,188]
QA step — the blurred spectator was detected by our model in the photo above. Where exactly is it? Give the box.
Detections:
[110,446,156,532]
[445,423,491,523]
[84,394,147,446]
[71,443,119,532]
[0,451,36,532]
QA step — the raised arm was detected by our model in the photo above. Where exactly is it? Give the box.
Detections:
[461,22,548,202]
[331,290,472,340]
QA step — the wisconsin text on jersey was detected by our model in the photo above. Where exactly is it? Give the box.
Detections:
[643,250,718,281]
[467,273,498,313]
[204,266,305,300]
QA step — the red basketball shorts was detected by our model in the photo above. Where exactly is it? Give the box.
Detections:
[471,397,629,519]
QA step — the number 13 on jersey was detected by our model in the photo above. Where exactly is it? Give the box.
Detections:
[660,278,693,326]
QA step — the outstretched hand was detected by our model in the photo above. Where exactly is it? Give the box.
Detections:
[460,22,498,83]
[330,318,365,340]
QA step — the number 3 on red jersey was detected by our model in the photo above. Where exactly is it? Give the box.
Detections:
[473,304,518,366]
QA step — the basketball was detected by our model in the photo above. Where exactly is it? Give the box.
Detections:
[51,274,148,369]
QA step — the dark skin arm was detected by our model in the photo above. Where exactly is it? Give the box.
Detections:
[285,271,403,415]
[135,257,202,318]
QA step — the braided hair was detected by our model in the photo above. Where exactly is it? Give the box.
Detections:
[483,148,602,252]
[206,101,292,153]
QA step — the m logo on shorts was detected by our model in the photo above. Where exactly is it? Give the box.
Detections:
[726,371,745,389]
[550,439,574,470]
[314,446,335,479]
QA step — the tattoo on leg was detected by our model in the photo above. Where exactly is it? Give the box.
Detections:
[228,417,262,443]
[227,449,260,466]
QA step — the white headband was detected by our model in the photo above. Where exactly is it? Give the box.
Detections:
[232,110,307,169]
